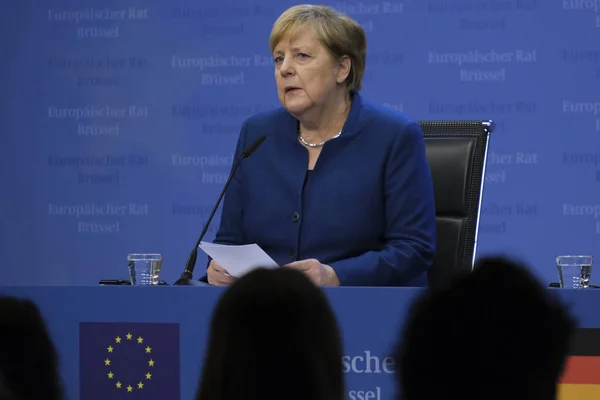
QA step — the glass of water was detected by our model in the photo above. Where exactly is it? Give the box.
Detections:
[128,253,162,286]
[556,255,593,289]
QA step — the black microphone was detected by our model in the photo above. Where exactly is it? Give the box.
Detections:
[173,135,266,286]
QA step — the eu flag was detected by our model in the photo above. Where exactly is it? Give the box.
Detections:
[559,328,600,399]
[79,322,180,399]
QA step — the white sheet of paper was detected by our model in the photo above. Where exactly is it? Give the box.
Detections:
[198,241,280,278]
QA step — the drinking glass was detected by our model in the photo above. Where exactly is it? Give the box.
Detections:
[128,253,162,286]
[556,255,593,289]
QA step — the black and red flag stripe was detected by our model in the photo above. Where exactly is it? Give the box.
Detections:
[559,328,600,399]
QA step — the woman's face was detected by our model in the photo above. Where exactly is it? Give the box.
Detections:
[273,29,349,117]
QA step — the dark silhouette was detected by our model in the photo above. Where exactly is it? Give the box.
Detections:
[0,369,18,400]
[196,267,344,400]
[0,296,63,400]
[394,256,576,400]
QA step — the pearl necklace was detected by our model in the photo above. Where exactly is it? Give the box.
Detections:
[298,130,342,148]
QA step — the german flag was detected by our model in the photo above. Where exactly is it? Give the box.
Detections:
[559,328,600,399]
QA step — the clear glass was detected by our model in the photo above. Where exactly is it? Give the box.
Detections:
[128,253,162,286]
[556,255,593,289]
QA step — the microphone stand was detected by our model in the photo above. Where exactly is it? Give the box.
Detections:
[173,155,246,286]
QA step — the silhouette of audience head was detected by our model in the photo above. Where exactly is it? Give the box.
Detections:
[394,256,576,400]
[0,369,16,400]
[0,296,63,400]
[196,267,344,400]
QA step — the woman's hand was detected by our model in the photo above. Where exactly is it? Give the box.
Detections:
[207,260,237,286]
[285,259,340,286]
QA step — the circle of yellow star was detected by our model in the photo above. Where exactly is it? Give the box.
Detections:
[105,333,154,392]
[104,333,155,392]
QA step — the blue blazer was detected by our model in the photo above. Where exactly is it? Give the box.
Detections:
[202,91,436,286]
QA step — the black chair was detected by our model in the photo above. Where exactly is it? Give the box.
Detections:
[417,120,493,288]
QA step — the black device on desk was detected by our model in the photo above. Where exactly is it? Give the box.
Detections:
[98,280,169,285]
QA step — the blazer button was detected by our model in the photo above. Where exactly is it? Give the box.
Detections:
[292,212,300,222]
[289,250,296,260]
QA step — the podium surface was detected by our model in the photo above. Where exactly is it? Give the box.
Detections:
[0,286,599,400]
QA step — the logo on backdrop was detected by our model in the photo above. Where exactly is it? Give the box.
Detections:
[46,152,147,186]
[562,101,600,132]
[562,0,600,27]
[47,57,149,88]
[47,105,149,137]
[563,204,600,235]
[47,7,149,38]
[170,5,275,37]
[48,203,149,234]
[428,49,537,82]
[171,153,234,185]
[562,50,600,80]
[561,100,600,235]
[427,0,538,30]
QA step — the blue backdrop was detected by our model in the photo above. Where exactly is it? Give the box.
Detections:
[2,0,600,286]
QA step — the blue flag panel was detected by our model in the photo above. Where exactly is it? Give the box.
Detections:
[79,322,180,399]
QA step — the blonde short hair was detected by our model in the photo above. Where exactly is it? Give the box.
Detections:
[269,4,367,92]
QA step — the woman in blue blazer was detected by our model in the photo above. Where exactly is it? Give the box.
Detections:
[204,5,436,287]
